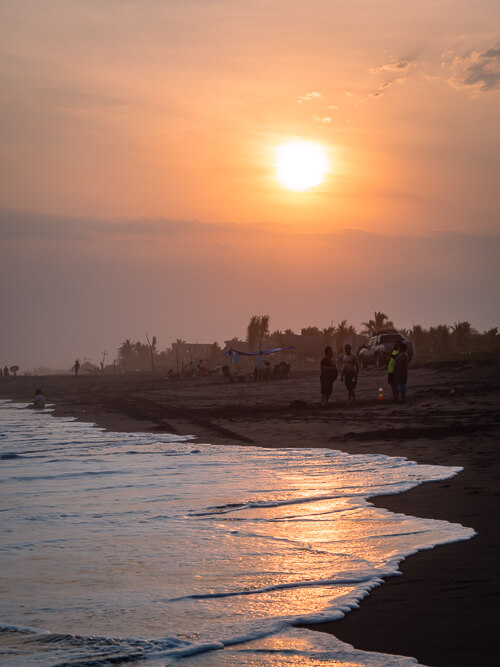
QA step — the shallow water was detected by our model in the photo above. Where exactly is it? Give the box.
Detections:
[0,400,474,665]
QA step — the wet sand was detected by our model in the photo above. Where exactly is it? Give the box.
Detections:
[1,360,499,666]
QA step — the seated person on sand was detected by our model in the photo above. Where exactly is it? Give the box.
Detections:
[31,388,46,409]
[273,362,289,379]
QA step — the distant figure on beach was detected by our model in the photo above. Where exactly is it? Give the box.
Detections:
[273,361,290,380]
[387,340,400,401]
[341,344,359,404]
[72,359,80,377]
[394,342,409,402]
[320,346,338,406]
[197,360,208,377]
[255,351,266,380]
[3,365,10,377]
[32,388,46,409]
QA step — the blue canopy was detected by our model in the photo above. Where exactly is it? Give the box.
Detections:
[226,346,294,364]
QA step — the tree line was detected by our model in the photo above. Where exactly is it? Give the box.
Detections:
[116,312,499,372]
[239,311,499,361]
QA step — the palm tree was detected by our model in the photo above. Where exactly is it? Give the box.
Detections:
[247,315,270,351]
[451,321,477,352]
[247,315,261,352]
[259,315,270,348]
[411,324,428,353]
[484,327,498,339]
[133,341,150,371]
[361,311,394,336]
[482,327,499,354]
[334,320,348,350]
[321,326,335,347]
[118,339,135,371]
[270,329,285,347]
[429,324,451,354]
[334,320,357,351]
[146,333,157,371]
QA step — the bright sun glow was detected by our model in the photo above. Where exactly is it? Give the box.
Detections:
[275,140,330,191]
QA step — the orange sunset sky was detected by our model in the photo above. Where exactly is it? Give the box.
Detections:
[1,1,499,369]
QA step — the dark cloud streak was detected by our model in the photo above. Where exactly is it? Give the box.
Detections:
[2,208,499,249]
[447,43,500,92]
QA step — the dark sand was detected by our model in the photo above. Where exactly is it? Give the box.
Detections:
[1,361,499,666]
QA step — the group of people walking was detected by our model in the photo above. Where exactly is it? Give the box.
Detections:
[320,341,409,406]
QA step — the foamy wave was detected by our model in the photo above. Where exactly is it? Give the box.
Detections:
[0,400,473,666]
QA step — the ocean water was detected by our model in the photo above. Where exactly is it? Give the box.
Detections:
[0,400,474,666]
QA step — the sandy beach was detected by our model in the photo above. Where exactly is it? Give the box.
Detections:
[1,360,499,666]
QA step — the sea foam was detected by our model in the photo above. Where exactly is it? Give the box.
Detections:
[0,400,473,665]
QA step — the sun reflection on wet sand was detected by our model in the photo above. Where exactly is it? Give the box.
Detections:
[0,404,471,665]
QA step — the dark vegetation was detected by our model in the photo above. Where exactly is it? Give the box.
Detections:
[114,312,499,373]
[7,312,497,376]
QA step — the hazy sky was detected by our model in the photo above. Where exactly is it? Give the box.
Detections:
[1,0,499,370]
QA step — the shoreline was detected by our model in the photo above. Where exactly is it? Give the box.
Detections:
[1,360,499,666]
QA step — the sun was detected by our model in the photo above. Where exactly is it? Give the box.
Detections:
[275,140,330,191]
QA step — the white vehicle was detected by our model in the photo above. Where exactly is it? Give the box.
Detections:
[358,332,413,369]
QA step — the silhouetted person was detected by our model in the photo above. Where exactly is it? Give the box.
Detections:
[387,340,400,401]
[341,344,359,404]
[3,365,10,377]
[395,342,409,402]
[320,346,338,407]
[32,388,46,409]
[255,351,266,380]
[72,359,80,377]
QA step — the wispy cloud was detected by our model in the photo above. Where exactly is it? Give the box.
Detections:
[0,209,280,245]
[296,91,323,103]
[443,44,500,92]
[0,209,205,242]
[367,56,416,98]
[39,85,127,113]
[370,58,414,75]
[311,115,332,124]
